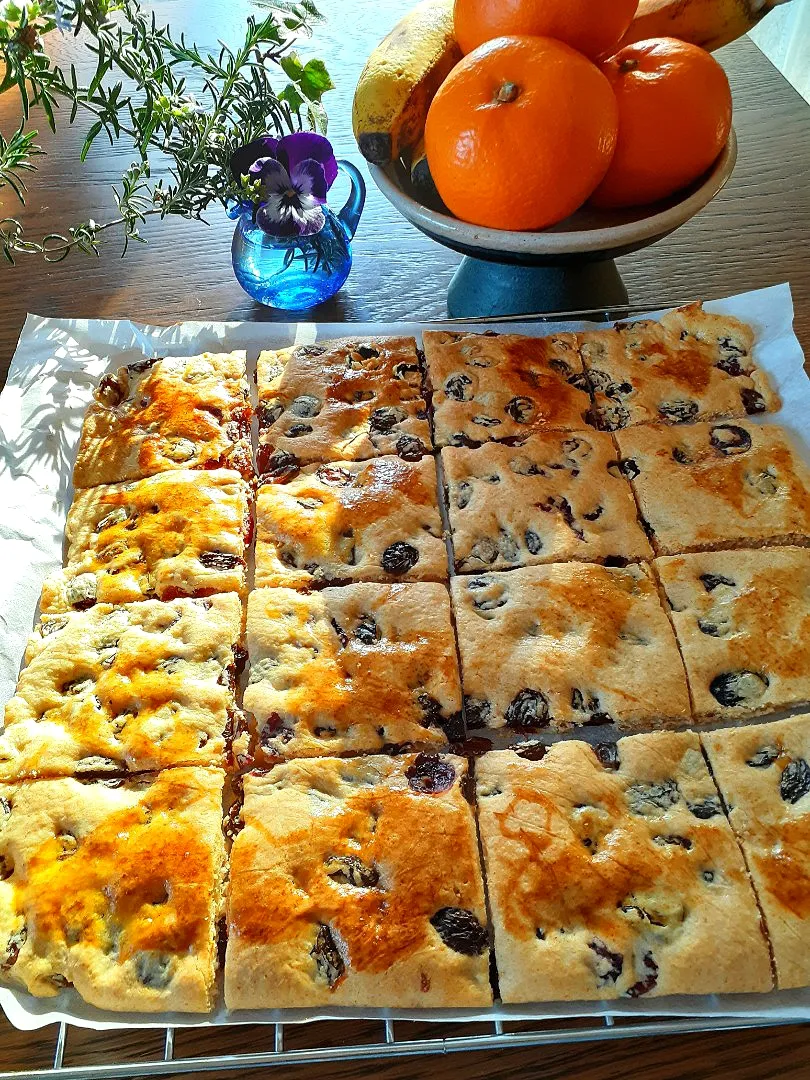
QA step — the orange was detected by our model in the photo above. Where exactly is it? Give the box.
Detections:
[591,37,732,208]
[454,0,640,61]
[425,36,619,232]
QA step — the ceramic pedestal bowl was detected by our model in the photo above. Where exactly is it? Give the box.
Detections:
[369,129,737,318]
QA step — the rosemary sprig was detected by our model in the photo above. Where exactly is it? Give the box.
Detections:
[0,0,332,263]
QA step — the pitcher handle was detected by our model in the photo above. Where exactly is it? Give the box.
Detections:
[336,160,366,241]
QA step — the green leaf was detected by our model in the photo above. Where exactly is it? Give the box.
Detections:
[279,51,303,81]
[298,58,332,103]
[279,83,304,112]
[0,170,26,203]
[80,120,103,161]
[306,100,328,135]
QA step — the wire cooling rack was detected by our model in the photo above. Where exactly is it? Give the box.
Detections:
[0,1014,800,1079]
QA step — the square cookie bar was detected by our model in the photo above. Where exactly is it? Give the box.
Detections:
[256,337,432,476]
[657,546,810,719]
[703,716,810,989]
[243,583,462,762]
[441,430,651,573]
[0,767,226,1011]
[477,735,772,1002]
[40,469,252,613]
[255,455,447,589]
[73,352,252,488]
[0,594,243,781]
[452,563,690,732]
[423,330,592,447]
[615,421,810,555]
[660,302,777,418]
[579,304,778,431]
[225,754,492,1008]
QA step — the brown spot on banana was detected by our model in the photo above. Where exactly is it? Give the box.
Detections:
[352,0,461,166]
[618,0,790,52]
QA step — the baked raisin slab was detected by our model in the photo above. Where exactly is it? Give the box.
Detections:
[423,330,591,448]
[255,456,447,589]
[703,716,810,989]
[452,563,690,732]
[615,421,810,556]
[73,352,252,488]
[657,547,810,720]
[40,469,252,614]
[256,337,432,476]
[441,431,651,573]
[660,303,778,416]
[0,767,225,1011]
[477,736,772,1002]
[244,583,461,762]
[580,304,778,431]
[0,595,243,781]
[225,754,491,1008]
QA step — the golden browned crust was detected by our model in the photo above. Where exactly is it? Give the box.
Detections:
[256,337,432,475]
[224,755,491,1008]
[0,595,243,780]
[243,583,460,762]
[657,547,810,719]
[660,303,779,415]
[423,331,592,448]
[255,456,447,589]
[477,736,772,1002]
[441,430,651,573]
[73,353,252,488]
[0,768,226,1011]
[452,563,691,732]
[702,715,810,989]
[615,421,810,556]
[40,469,251,613]
[580,304,779,431]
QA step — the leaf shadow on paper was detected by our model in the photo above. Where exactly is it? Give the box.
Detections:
[0,351,101,513]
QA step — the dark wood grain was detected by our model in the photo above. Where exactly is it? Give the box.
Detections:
[1,0,810,1074]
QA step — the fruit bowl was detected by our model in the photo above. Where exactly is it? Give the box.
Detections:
[368,128,737,317]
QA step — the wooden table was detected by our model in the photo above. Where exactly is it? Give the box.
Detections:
[0,1,809,1075]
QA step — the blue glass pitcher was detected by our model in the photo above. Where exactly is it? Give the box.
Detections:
[229,160,366,311]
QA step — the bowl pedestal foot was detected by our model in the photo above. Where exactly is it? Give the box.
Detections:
[446,255,629,318]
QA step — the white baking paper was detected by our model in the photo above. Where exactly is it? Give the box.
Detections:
[1,283,809,1031]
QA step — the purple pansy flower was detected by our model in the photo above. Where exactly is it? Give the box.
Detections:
[230,132,338,238]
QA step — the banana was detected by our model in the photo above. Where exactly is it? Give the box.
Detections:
[618,0,792,52]
[408,135,442,200]
[353,0,461,166]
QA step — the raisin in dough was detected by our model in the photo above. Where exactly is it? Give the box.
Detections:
[0,768,226,1011]
[423,330,591,448]
[0,595,243,780]
[225,754,492,1008]
[703,715,810,989]
[40,469,251,613]
[243,583,461,762]
[579,304,779,431]
[73,352,252,487]
[660,302,778,418]
[256,337,432,475]
[452,563,691,732]
[615,421,810,556]
[477,735,772,1002]
[255,456,447,589]
[657,546,810,719]
[441,431,651,573]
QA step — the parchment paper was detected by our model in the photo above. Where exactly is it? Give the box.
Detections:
[1,283,809,1030]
